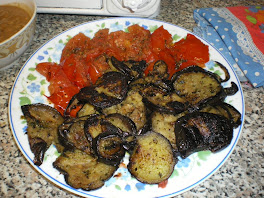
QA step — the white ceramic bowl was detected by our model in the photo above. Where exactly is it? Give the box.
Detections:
[0,0,36,69]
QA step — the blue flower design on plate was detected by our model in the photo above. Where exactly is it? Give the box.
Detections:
[142,25,148,30]
[110,23,124,31]
[22,125,27,133]
[205,60,216,69]
[135,182,146,191]
[177,157,191,168]
[125,21,131,26]
[37,55,44,61]
[27,83,40,93]
[43,50,48,55]
[124,184,131,191]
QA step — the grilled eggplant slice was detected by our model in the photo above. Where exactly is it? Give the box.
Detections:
[175,112,233,158]
[77,72,129,109]
[172,66,223,108]
[151,111,186,151]
[103,89,147,131]
[200,102,241,128]
[128,131,176,184]
[77,103,98,117]
[93,131,125,166]
[107,56,146,80]
[105,113,137,151]
[21,103,64,165]
[53,149,117,191]
[215,61,230,82]
[217,102,241,128]
[105,113,137,137]
[58,118,92,154]
[139,84,187,114]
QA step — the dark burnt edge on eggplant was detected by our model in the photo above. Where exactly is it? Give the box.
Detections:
[215,102,242,128]
[127,131,177,184]
[21,103,64,166]
[174,112,233,158]
[76,71,129,110]
[64,94,83,117]
[105,113,137,136]
[84,114,102,143]
[223,82,239,96]
[95,71,129,100]
[108,56,146,81]
[52,149,118,191]
[92,131,125,166]
[29,137,47,166]
[215,61,230,82]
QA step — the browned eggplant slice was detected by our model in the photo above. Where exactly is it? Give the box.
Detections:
[148,60,169,79]
[58,118,92,154]
[151,111,186,151]
[200,102,241,128]
[53,149,117,191]
[92,131,125,166]
[172,66,224,108]
[215,61,230,83]
[139,84,187,114]
[128,131,176,184]
[174,112,233,158]
[94,71,129,100]
[217,102,242,128]
[76,72,129,109]
[77,103,98,117]
[21,103,64,165]
[104,113,137,151]
[107,56,146,80]
[103,89,147,131]
[84,114,105,141]
[105,113,137,136]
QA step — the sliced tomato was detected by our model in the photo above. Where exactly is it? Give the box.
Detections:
[61,54,91,88]
[171,34,209,71]
[150,26,173,54]
[48,86,80,115]
[36,62,61,81]
[60,32,91,63]
[48,69,74,95]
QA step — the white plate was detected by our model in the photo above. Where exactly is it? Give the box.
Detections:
[9,17,245,198]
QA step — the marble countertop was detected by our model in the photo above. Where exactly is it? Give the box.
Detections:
[0,0,263,197]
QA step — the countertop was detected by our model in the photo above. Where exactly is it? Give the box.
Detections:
[0,0,263,197]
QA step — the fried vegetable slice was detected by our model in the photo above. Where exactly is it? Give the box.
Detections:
[105,113,137,136]
[93,131,125,166]
[172,66,224,108]
[151,111,186,151]
[175,112,233,158]
[200,102,241,128]
[103,89,147,131]
[58,118,92,154]
[53,149,117,191]
[77,103,98,117]
[141,85,187,114]
[107,56,146,80]
[21,103,64,166]
[77,72,129,109]
[128,131,176,184]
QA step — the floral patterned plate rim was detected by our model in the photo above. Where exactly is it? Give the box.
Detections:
[8,17,245,198]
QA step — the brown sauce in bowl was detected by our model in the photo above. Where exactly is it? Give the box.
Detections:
[0,5,31,43]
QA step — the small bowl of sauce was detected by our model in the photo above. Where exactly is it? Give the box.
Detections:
[0,0,36,69]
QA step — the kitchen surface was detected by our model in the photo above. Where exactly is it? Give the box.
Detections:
[0,0,263,197]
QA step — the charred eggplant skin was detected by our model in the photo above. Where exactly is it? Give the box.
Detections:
[21,103,64,165]
[92,131,125,166]
[175,112,233,158]
[77,72,129,109]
